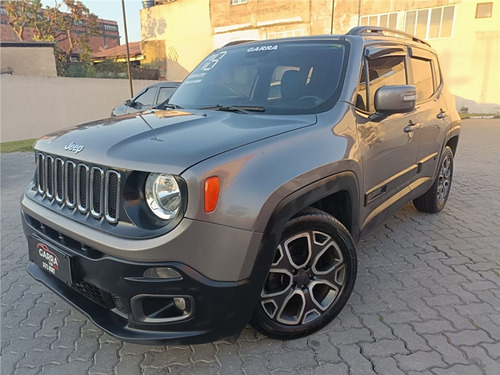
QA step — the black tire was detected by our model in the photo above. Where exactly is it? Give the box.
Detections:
[413,146,454,213]
[250,207,357,340]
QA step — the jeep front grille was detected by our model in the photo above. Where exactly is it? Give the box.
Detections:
[36,153,121,223]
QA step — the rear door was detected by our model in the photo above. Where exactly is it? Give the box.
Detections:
[355,46,420,225]
[408,48,449,180]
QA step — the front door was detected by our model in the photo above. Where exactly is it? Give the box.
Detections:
[355,50,420,228]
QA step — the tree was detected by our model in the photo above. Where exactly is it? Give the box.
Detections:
[5,0,45,41]
[6,0,99,65]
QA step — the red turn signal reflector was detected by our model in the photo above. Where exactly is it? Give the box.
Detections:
[204,176,220,213]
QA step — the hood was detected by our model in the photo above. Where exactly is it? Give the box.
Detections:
[35,109,317,174]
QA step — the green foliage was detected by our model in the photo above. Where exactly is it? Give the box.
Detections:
[6,0,99,75]
[0,139,36,153]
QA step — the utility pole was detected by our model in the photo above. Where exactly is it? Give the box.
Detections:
[121,0,133,97]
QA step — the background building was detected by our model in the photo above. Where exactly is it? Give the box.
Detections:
[140,0,499,109]
[0,1,120,59]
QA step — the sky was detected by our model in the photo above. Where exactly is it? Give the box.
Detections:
[41,0,144,43]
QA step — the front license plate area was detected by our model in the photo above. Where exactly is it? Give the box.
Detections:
[28,236,73,285]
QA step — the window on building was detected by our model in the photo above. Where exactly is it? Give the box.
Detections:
[104,24,119,32]
[267,29,304,39]
[404,5,455,39]
[411,57,434,102]
[230,0,247,5]
[476,2,493,18]
[360,12,399,29]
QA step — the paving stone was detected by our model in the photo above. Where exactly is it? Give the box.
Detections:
[431,364,483,375]
[266,349,317,371]
[411,319,456,335]
[423,333,468,365]
[191,343,217,363]
[307,333,341,363]
[38,360,93,375]
[445,329,493,346]
[214,342,243,375]
[462,345,500,375]
[394,351,447,372]
[88,340,122,375]
[359,339,408,357]
[482,342,500,359]
[390,323,430,351]
[371,356,406,375]
[299,362,349,375]
[338,344,376,375]
[327,327,373,346]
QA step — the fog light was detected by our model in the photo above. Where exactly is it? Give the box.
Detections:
[143,267,182,279]
[174,297,186,312]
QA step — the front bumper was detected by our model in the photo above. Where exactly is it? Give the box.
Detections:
[21,205,265,345]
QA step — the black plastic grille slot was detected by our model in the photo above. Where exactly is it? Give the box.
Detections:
[34,152,120,223]
[105,171,120,223]
[46,155,54,198]
[65,161,76,208]
[90,167,103,218]
[55,158,64,203]
[36,153,45,193]
[77,164,89,212]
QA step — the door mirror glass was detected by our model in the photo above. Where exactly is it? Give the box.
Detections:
[124,99,133,107]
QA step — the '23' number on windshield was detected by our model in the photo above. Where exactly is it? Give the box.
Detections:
[201,51,227,72]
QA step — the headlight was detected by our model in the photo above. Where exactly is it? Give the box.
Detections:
[145,173,182,221]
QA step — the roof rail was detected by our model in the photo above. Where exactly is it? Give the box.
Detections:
[347,26,430,47]
[223,40,255,47]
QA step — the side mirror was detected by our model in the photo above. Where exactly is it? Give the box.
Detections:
[124,99,133,107]
[374,85,416,114]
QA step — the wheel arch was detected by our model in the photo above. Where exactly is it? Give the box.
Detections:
[251,171,360,276]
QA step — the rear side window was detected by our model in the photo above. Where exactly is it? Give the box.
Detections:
[411,57,434,102]
[356,55,407,113]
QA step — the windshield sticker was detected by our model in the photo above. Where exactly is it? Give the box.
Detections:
[184,72,207,85]
[247,45,278,53]
[200,51,227,72]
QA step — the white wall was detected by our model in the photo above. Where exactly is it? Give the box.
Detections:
[0,76,158,142]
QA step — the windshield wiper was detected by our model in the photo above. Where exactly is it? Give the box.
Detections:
[154,100,183,110]
[201,105,265,114]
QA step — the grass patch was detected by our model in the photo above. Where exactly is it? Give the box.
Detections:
[0,138,36,153]
[459,113,500,119]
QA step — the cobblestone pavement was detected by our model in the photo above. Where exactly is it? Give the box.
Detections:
[2,119,500,375]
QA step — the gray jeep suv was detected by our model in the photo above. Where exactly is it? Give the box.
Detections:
[21,27,460,344]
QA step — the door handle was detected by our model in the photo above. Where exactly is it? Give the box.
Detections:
[403,121,421,133]
[436,108,446,119]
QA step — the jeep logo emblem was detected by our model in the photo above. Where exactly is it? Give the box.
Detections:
[64,142,84,154]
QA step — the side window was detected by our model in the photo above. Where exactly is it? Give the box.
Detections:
[411,57,434,102]
[134,88,156,107]
[156,87,177,104]
[361,55,407,113]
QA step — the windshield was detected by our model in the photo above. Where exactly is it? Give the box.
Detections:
[169,40,349,115]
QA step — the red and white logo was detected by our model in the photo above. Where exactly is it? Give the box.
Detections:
[37,243,59,273]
